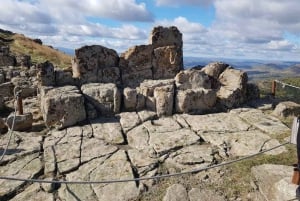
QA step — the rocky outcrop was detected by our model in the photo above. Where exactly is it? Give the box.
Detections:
[40,85,86,129]
[0,26,256,130]
[0,108,291,200]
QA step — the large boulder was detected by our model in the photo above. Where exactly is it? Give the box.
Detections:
[149,26,183,49]
[81,83,121,116]
[272,101,300,117]
[73,45,119,83]
[217,68,248,108]
[251,164,296,201]
[201,62,229,79]
[152,45,183,79]
[175,69,211,90]
[120,45,153,87]
[40,85,86,129]
[37,61,55,86]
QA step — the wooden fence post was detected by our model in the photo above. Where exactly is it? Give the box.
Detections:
[271,80,276,97]
[17,96,23,115]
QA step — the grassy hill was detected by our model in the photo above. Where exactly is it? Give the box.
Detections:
[0,29,72,69]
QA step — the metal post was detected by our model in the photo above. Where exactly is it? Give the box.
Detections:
[17,96,23,115]
[271,80,276,97]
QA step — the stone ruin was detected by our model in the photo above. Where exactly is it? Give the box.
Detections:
[0,26,259,130]
[34,26,259,129]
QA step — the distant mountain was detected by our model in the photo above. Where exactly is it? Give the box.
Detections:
[183,56,300,80]
[57,47,75,56]
[286,64,300,74]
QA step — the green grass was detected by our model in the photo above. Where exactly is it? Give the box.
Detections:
[256,77,300,104]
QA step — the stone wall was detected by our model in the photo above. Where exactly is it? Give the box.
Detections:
[35,26,259,128]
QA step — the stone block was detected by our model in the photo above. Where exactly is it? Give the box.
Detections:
[149,26,183,48]
[74,45,119,83]
[6,112,33,131]
[175,88,217,114]
[40,86,86,129]
[81,83,121,116]
[152,46,183,79]
[37,61,55,86]
[120,45,153,87]
[55,70,75,86]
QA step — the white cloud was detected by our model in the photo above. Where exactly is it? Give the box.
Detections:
[156,0,214,7]
[214,0,300,40]
[82,0,153,22]
[267,40,295,51]
[156,17,207,44]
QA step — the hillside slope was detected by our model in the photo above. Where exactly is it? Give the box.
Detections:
[0,29,72,69]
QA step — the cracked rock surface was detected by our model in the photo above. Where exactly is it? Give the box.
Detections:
[0,108,292,200]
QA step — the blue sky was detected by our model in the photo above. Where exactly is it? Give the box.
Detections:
[1,0,300,61]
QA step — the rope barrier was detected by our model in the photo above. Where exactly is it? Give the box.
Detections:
[0,141,289,184]
[275,80,300,90]
[0,88,20,162]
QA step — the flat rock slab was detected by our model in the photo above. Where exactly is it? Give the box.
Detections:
[44,127,82,174]
[251,164,297,201]
[119,112,142,133]
[91,117,125,144]
[163,184,189,201]
[0,132,42,165]
[149,128,200,156]
[127,149,158,176]
[233,108,290,135]
[165,144,214,171]
[180,113,251,133]
[59,150,139,201]
[10,183,54,201]
[127,117,200,156]
[0,153,42,199]
[44,125,118,175]
[200,130,287,157]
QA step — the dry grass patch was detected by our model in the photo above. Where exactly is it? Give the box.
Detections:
[10,34,72,69]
